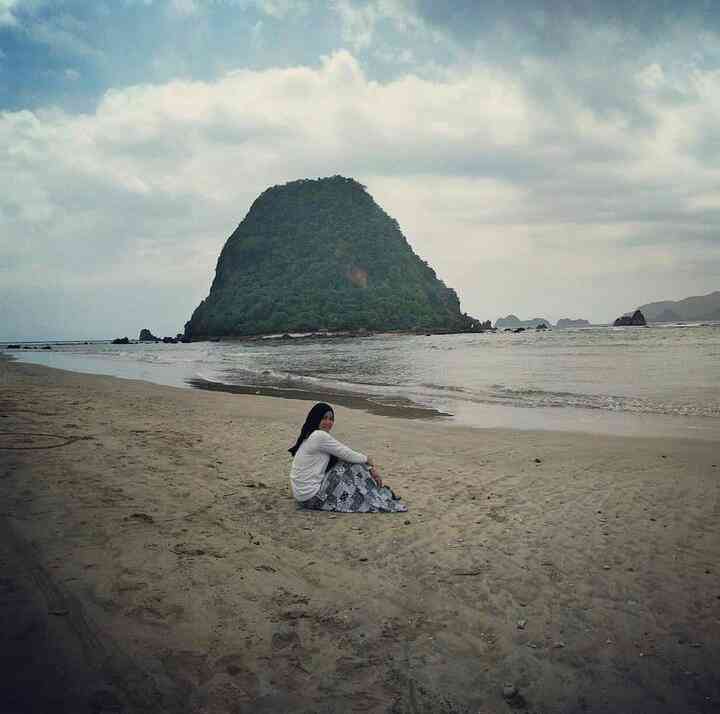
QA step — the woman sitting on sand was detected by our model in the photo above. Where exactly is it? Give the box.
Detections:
[289,402,407,513]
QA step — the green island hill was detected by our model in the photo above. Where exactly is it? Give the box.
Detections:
[185,176,486,338]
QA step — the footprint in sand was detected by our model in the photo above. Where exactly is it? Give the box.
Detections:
[272,624,301,651]
[213,653,260,698]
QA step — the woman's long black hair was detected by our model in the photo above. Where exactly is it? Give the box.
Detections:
[288,402,334,456]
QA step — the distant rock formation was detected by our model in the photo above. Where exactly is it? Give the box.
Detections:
[495,315,551,329]
[496,314,520,328]
[139,328,160,342]
[556,318,591,328]
[637,291,720,322]
[185,176,484,338]
[111,337,131,344]
[613,310,647,326]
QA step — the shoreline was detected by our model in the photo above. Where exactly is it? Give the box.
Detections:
[5,350,720,442]
[2,356,719,712]
[2,319,717,347]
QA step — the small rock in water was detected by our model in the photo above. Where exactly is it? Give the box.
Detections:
[534,458,542,464]
[517,619,527,630]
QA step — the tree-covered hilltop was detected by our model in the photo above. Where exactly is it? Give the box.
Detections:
[185,176,483,337]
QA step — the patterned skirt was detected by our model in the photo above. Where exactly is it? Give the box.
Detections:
[300,461,408,513]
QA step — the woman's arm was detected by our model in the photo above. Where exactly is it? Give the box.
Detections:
[310,430,367,463]
[310,432,383,485]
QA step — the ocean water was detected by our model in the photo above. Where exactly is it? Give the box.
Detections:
[5,324,720,439]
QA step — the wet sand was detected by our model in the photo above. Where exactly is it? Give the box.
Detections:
[1,357,719,713]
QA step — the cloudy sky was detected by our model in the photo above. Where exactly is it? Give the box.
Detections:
[2,0,719,339]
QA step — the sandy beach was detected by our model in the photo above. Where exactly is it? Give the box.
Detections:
[1,356,719,713]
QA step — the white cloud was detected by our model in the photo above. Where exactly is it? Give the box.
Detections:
[0,0,20,25]
[1,48,719,337]
[163,0,309,19]
[333,0,377,49]
[637,63,665,89]
[255,0,306,19]
[332,0,422,50]
[169,0,199,15]
[26,13,104,59]
[250,19,263,45]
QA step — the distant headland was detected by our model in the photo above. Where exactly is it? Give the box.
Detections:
[494,315,551,330]
[555,318,591,328]
[494,316,592,330]
[636,290,720,322]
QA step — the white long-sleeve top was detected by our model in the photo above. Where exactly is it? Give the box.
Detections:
[290,429,367,502]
